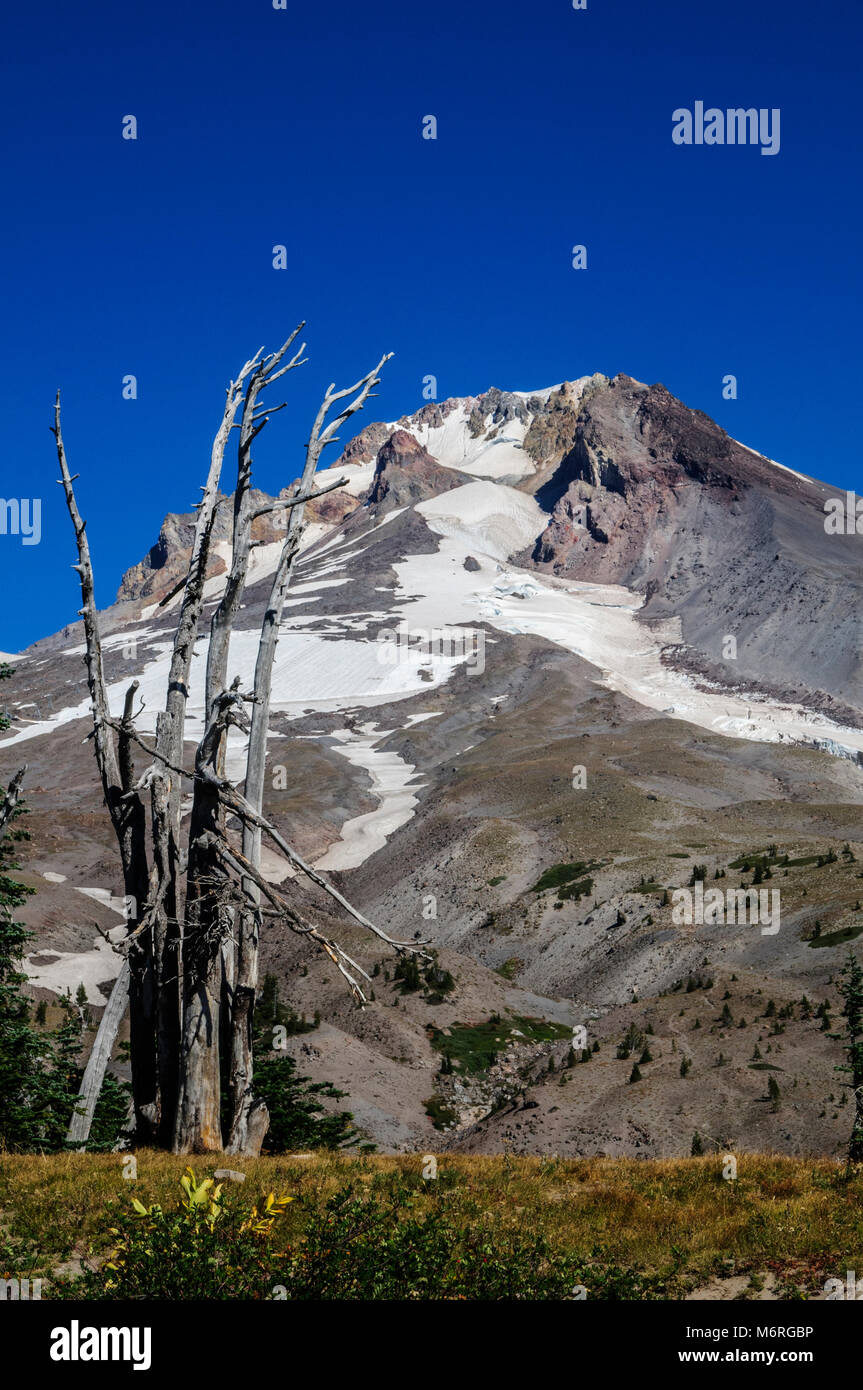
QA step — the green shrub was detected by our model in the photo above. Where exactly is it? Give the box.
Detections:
[496,957,522,982]
[558,877,594,903]
[61,1169,294,1301]
[531,861,600,894]
[424,1094,458,1130]
[61,1175,666,1301]
[429,1015,569,1074]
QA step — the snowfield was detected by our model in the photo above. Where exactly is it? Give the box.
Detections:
[396,402,535,482]
[416,479,544,561]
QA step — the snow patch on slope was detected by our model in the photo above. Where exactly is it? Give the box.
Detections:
[311,461,377,497]
[481,573,863,759]
[26,934,123,998]
[399,403,534,482]
[416,480,544,562]
[314,723,422,871]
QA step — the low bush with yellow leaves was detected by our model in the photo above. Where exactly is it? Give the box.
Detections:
[59,1168,293,1301]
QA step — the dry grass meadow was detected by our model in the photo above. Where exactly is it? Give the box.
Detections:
[2,1150,861,1299]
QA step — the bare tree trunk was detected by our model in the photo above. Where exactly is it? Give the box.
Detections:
[158,353,261,819]
[150,716,180,1147]
[54,402,157,1138]
[197,330,309,1155]
[65,960,130,1148]
[0,766,26,837]
[154,355,261,1146]
[174,817,226,1152]
[224,533,302,1153]
[171,341,304,1154]
[226,356,391,1152]
[116,681,157,1140]
[174,686,248,1152]
[204,329,305,724]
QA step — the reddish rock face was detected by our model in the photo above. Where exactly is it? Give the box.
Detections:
[114,489,289,606]
[367,429,464,512]
[115,507,227,606]
[522,375,860,709]
[527,375,807,585]
[336,419,391,467]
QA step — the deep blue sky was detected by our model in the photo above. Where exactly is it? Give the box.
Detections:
[2,0,861,651]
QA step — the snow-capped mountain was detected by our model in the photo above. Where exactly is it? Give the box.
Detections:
[3,372,862,1157]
